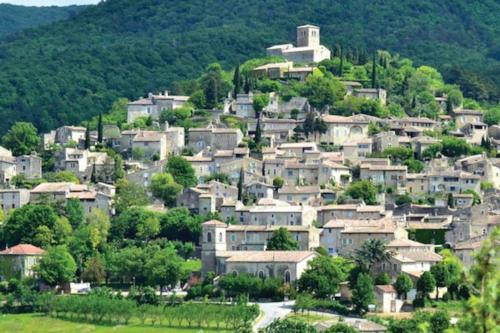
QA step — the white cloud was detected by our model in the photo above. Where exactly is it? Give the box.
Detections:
[1,0,100,6]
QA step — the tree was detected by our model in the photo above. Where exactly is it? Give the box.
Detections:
[149,172,182,207]
[237,168,244,201]
[232,64,241,98]
[260,319,316,333]
[430,262,450,299]
[84,123,91,149]
[81,255,106,284]
[114,179,149,214]
[165,156,197,188]
[354,239,391,272]
[255,119,262,144]
[111,207,161,240]
[85,208,110,249]
[297,256,348,298]
[338,48,344,77]
[484,107,500,126]
[430,310,450,333]
[454,227,499,333]
[272,176,284,189]
[45,170,80,183]
[36,246,77,286]
[266,228,299,251]
[2,204,59,246]
[137,216,160,241]
[302,73,346,111]
[144,246,184,293]
[303,112,315,138]
[2,122,40,156]
[352,272,375,314]
[345,180,378,205]
[416,271,436,299]
[64,198,85,229]
[159,208,204,243]
[371,52,377,88]
[394,273,413,300]
[97,111,103,144]
[462,189,481,205]
[325,323,359,333]
[375,272,391,285]
[253,94,269,118]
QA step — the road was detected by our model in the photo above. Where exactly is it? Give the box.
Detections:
[253,301,295,331]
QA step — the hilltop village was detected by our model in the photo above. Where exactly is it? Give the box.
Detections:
[0,25,498,332]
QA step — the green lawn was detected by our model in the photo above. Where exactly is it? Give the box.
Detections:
[0,313,232,333]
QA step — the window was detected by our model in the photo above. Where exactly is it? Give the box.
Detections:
[284,270,291,283]
[231,234,237,242]
[206,232,212,243]
[219,232,223,243]
[258,271,265,279]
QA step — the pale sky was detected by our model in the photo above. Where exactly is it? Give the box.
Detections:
[1,0,99,6]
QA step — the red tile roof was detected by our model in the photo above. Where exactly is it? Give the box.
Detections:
[0,244,44,256]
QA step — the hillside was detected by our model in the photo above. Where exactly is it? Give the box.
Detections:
[1,0,500,134]
[0,4,84,38]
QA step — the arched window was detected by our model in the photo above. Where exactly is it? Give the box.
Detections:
[284,270,291,283]
[219,232,223,242]
[232,270,238,276]
[206,232,212,243]
[258,271,265,279]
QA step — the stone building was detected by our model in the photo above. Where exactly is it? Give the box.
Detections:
[127,91,189,123]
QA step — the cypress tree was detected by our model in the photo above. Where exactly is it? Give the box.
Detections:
[371,52,377,89]
[84,122,91,149]
[237,168,244,201]
[244,75,251,94]
[446,98,453,114]
[339,48,344,77]
[90,163,97,183]
[232,64,241,99]
[255,118,262,144]
[97,112,103,144]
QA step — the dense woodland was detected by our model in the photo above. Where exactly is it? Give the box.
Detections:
[0,4,83,38]
[1,0,500,134]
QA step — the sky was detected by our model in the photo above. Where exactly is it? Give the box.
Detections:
[0,0,99,6]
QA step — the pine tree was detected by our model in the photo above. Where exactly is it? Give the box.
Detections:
[97,112,103,144]
[371,52,378,89]
[255,118,262,144]
[243,75,251,94]
[84,122,91,149]
[237,168,244,201]
[232,64,241,99]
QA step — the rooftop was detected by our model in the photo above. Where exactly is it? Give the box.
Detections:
[222,251,316,263]
[0,244,44,256]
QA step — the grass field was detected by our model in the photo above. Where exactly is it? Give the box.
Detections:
[0,313,232,333]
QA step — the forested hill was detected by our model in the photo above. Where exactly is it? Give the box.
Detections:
[1,0,500,134]
[0,4,84,38]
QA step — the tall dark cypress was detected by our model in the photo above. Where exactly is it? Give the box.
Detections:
[244,75,251,94]
[84,122,91,149]
[97,112,103,144]
[255,118,262,144]
[371,52,377,89]
[237,168,244,201]
[446,98,453,114]
[232,64,241,99]
[339,48,344,77]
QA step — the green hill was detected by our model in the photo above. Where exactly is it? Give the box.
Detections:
[0,4,84,38]
[0,0,500,134]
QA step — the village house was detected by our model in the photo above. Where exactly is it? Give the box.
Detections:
[411,136,440,158]
[277,142,318,158]
[127,91,189,123]
[266,25,331,64]
[316,204,387,226]
[391,117,436,132]
[451,108,483,128]
[320,218,407,257]
[15,155,42,179]
[225,224,320,251]
[0,189,30,213]
[235,92,256,118]
[341,81,363,95]
[252,62,293,80]
[318,160,351,186]
[0,244,45,280]
[132,131,168,160]
[406,173,429,194]
[277,185,321,205]
[352,88,387,106]
[54,125,86,146]
[320,115,370,145]
[283,161,318,186]
[360,163,407,190]
[30,182,114,216]
[201,220,317,280]
[372,131,399,153]
[164,124,185,154]
[455,154,500,188]
[188,127,243,153]
[0,155,16,185]
[248,118,303,145]
[177,180,239,214]
[428,170,481,194]
[245,180,274,200]
[460,122,488,145]
[342,138,373,163]
[375,285,404,313]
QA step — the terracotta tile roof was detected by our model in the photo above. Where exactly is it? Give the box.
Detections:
[133,131,165,142]
[0,244,44,256]
[393,251,442,263]
[222,251,316,263]
[376,285,396,293]
[454,240,483,250]
[202,220,228,227]
[278,185,320,194]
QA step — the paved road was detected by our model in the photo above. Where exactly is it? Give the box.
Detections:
[254,301,295,331]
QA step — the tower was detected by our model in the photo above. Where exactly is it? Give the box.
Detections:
[296,25,320,48]
[201,220,228,277]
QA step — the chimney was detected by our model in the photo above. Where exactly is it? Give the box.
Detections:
[164,90,169,96]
